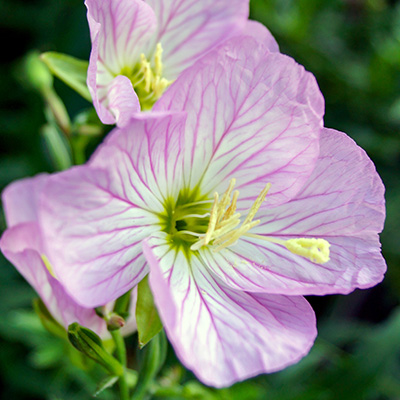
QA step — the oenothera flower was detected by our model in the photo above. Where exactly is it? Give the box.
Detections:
[0,176,137,338]
[86,0,277,125]
[21,36,385,386]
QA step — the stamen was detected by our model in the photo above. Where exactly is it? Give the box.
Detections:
[122,43,173,110]
[191,180,270,252]
[190,180,331,265]
[154,43,163,77]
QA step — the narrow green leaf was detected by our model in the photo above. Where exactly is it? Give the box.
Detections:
[41,52,92,102]
[93,375,119,397]
[136,275,163,348]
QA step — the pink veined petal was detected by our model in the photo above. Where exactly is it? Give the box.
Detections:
[0,223,108,336]
[39,166,158,307]
[145,0,249,79]
[155,36,324,207]
[2,173,48,227]
[90,111,187,202]
[86,0,157,124]
[203,128,386,296]
[242,20,279,53]
[86,0,156,74]
[40,112,187,307]
[143,234,317,388]
[106,75,140,127]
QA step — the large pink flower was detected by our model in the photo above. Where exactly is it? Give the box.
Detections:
[0,176,137,338]
[86,0,277,125]
[3,35,385,386]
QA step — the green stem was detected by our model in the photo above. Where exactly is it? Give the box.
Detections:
[111,330,130,400]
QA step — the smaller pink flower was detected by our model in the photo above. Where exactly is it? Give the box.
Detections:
[86,0,278,125]
[0,175,137,338]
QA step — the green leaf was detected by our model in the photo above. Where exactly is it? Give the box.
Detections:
[136,275,163,348]
[32,298,66,339]
[132,330,167,400]
[41,52,92,102]
[67,322,123,377]
[93,375,119,397]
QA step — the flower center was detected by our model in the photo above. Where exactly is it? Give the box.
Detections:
[159,188,212,252]
[160,180,331,264]
[121,43,172,110]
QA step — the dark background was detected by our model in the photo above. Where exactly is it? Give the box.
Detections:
[1,0,399,399]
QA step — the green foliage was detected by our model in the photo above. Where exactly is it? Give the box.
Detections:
[136,275,163,348]
[41,52,91,102]
[132,331,168,400]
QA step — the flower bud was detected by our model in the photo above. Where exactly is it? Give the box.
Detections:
[68,322,123,376]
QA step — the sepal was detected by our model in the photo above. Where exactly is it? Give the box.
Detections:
[135,275,163,348]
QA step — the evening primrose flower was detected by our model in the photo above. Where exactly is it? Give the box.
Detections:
[25,36,384,386]
[85,0,277,125]
[0,176,137,338]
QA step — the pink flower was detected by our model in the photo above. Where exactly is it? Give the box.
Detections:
[3,35,385,386]
[86,0,277,125]
[0,175,137,338]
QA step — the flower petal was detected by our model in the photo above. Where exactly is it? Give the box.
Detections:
[242,20,279,53]
[0,222,108,336]
[2,174,48,227]
[97,74,141,127]
[143,234,317,388]
[40,112,187,307]
[146,0,249,79]
[86,0,157,124]
[203,129,386,295]
[155,36,324,207]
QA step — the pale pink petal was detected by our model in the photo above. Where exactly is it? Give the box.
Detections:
[146,0,249,79]
[2,174,48,227]
[86,0,156,124]
[0,223,108,336]
[242,20,279,53]
[106,75,140,127]
[203,129,386,295]
[155,36,324,207]
[39,167,156,307]
[40,113,187,307]
[143,234,317,388]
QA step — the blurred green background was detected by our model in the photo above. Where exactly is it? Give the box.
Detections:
[0,0,399,399]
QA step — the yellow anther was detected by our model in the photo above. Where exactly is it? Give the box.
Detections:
[41,254,57,279]
[285,238,330,264]
[140,54,152,92]
[191,180,270,252]
[223,190,239,221]
[204,192,219,245]
[243,183,271,225]
[154,42,164,77]
[121,42,172,109]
